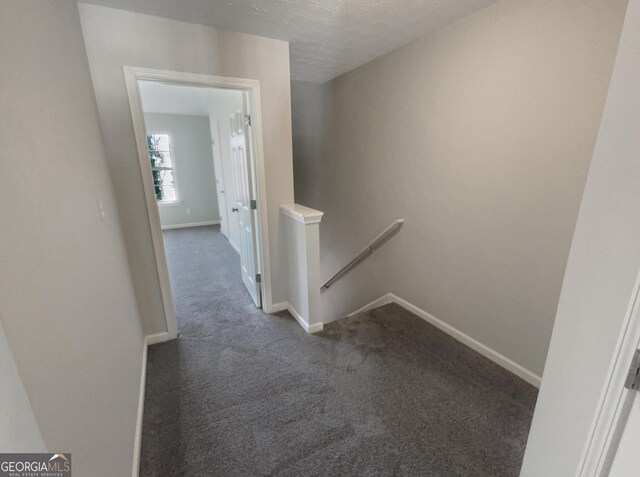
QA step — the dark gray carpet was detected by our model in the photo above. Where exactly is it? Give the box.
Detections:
[140,225,537,476]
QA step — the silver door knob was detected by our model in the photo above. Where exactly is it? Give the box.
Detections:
[231,207,239,213]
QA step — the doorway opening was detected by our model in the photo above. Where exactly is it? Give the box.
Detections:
[124,68,271,338]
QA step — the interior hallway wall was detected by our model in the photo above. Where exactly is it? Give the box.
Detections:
[292,0,629,377]
[0,1,146,475]
[521,0,640,472]
[79,4,295,333]
[0,320,45,452]
[291,80,390,326]
[143,113,220,228]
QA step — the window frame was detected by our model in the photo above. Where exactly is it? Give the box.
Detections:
[146,132,181,206]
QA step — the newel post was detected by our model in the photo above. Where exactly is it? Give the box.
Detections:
[280,204,324,333]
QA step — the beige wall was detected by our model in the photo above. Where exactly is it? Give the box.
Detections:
[292,80,392,329]
[292,0,628,377]
[0,1,145,475]
[522,0,640,473]
[143,113,220,228]
[79,4,295,332]
[0,320,45,452]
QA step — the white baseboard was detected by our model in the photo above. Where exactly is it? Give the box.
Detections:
[268,301,323,334]
[346,294,396,317]
[287,303,324,334]
[268,301,289,314]
[132,339,148,477]
[217,232,240,255]
[145,331,171,346]
[347,293,542,388]
[132,332,173,477]
[228,238,240,255]
[161,220,220,230]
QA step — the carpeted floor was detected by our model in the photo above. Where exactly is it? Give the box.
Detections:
[140,225,537,476]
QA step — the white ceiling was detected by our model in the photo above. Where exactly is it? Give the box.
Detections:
[139,81,240,116]
[79,0,498,83]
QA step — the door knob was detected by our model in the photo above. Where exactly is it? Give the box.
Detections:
[231,207,239,213]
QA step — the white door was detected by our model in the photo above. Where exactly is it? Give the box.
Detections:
[229,100,261,307]
[609,388,640,477]
[606,347,640,477]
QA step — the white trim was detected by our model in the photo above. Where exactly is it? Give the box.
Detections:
[578,268,640,476]
[346,293,542,388]
[124,69,178,340]
[132,340,147,477]
[161,220,220,230]
[287,303,324,334]
[229,238,240,255]
[279,204,324,224]
[132,332,172,477]
[346,294,396,317]
[268,301,289,314]
[157,200,184,207]
[124,66,273,334]
[268,301,323,334]
[145,331,172,346]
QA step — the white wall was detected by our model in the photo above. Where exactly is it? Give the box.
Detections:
[280,205,324,332]
[521,0,640,473]
[0,1,146,475]
[143,113,220,228]
[291,0,628,378]
[79,4,295,332]
[0,321,45,453]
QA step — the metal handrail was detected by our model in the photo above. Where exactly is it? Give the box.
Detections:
[321,219,405,291]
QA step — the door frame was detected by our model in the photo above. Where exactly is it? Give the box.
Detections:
[578,267,640,476]
[123,66,272,339]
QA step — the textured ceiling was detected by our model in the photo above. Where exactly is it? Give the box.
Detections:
[79,0,498,83]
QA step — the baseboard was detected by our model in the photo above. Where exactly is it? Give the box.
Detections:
[161,220,220,230]
[268,301,289,314]
[228,238,240,254]
[269,301,323,334]
[287,303,324,334]
[132,339,148,477]
[218,232,240,255]
[145,331,171,345]
[346,293,396,317]
[132,332,173,476]
[347,293,542,388]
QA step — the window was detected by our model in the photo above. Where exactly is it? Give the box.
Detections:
[146,133,178,203]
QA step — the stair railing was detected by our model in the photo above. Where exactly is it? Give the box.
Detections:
[321,219,404,291]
